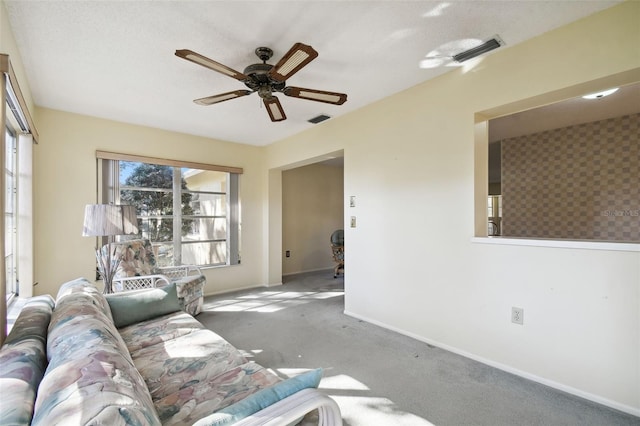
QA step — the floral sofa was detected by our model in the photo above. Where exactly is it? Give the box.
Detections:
[0,278,342,425]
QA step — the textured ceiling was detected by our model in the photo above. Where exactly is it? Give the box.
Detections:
[5,1,622,146]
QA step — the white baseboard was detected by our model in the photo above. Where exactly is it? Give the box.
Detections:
[282,267,333,277]
[343,310,640,418]
[204,283,273,297]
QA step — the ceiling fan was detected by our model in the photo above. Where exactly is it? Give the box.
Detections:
[175,43,347,122]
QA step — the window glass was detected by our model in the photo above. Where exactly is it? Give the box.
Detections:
[116,160,239,267]
[4,127,17,296]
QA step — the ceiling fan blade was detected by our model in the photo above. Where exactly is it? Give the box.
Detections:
[194,90,252,106]
[176,49,249,81]
[263,96,287,122]
[283,86,347,105]
[267,43,318,82]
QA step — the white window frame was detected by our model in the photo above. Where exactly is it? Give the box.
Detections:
[4,125,17,298]
[1,54,38,344]
[96,151,242,267]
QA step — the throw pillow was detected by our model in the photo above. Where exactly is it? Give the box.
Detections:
[106,283,180,328]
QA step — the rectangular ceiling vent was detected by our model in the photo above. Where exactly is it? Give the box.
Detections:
[452,35,504,63]
[308,114,331,124]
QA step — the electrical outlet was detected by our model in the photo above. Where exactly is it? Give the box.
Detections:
[511,307,524,325]
[350,216,357,228]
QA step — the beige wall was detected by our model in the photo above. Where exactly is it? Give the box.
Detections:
[265,2,640,415]
[32,107,266,296]
[282,163,343,275]
[3,0,640,415]
[502,113,639,241]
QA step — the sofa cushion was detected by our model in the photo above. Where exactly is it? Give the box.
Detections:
[55,277,114,323]
[119,309,282,425]
[3,295,54,347]
[129,327,248,401]
[118,310,204,353]
[32,347,162,426]
[155,361,281,425]
[0,343,46,426]
[106,283,181,328]
[47,294,131,366]
[32,278,161,426]
[0,295,54,426]
[193,368,323,426]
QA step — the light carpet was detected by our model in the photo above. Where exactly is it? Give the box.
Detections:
[198,270,638,426]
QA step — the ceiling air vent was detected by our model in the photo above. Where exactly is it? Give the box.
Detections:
[308,114,331,124]
[452,36,504,63]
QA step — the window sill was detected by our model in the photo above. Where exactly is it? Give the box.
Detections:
[199,262,241,271]
[471,236,640,252]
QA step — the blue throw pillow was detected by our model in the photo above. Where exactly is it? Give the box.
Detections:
[106,283,181,328]
[193,368,323,426]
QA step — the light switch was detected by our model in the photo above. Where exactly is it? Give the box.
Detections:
[350,196,356,208]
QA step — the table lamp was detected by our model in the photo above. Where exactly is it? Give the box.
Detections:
[82,204,139,293]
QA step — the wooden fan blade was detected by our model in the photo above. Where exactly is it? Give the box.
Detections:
[283,86,347,105]
[176,49,249,81]
[267,43,318,82]
[263,97,287,122]
[194,90,252,106]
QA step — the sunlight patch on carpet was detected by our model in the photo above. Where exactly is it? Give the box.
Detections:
[203,289,344,313]
[332,395,435,426]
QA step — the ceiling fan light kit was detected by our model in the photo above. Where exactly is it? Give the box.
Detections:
[176,42,347,122]
[452,35,504,63]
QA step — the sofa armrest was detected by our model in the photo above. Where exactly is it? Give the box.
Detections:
[232,388,342,426]
[173,274,206,315]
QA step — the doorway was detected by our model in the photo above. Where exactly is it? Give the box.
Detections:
[281,157,344,277]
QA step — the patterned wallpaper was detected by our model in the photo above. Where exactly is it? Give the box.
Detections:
[501,113,639,242]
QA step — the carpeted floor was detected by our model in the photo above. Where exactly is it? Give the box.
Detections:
[198,270,639,426]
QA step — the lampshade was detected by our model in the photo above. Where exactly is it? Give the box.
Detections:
[82,204,139,237]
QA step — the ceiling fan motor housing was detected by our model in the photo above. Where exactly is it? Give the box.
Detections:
[255,47,273,62]
[243,62,286,96]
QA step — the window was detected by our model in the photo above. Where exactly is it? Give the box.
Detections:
[2,54,37,341]
[98,152,242,267]
[487,195,501,236]
[4,126,17,297]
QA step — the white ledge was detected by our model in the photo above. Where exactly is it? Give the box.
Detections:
[471,237,640,252]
